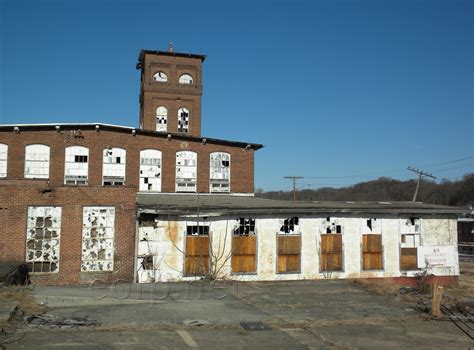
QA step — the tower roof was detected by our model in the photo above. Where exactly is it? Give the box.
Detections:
[137,49,206,69]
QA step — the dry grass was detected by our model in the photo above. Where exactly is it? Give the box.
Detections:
[0,287,47,315]
[350,278,401,296]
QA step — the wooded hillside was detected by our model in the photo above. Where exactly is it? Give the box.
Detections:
[256,173,474,207]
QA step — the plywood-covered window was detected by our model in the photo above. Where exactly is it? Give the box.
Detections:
[24,144,50,179]
[185,223,209,276]
[178,107,189,133]
[64,146,89,185]
[81,207,115,271]
[176,151,196,192]
[232,218,257,273]
[277,217,301,273]
[179,74,193,84]
[102,147,126,186]
[320,217,343,272]
[0,144,7,178]
[400,217,421,271]
[139,149,162,192]
[360,218,383,270]
[210,152,230,193]
[26,206,61,273]
[153,71,168,82]
[156,106,168,132]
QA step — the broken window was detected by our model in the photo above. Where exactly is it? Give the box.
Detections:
[320,217,343,272]
[141,256,154,270]
[210,152,230,193]
[0,143,7,177]
[177,107,189,133]
[81,207,115,272]
[24,144,50,179]
[232,219,257,273]
[178,73,193,84]
[185,222,209,276]
[400,217,421,271]
[156,106,168,132]
[233,218,256,236]
[360,218,383,270]
[175,151,196,192]
[153,71,168,82]
[102,147,126,186]
[139,149,162,192]
[26,206,61,273]
[277,217,301,273]
[64,146,89,185]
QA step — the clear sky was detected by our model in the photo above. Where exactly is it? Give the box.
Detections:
[0,0,472,191]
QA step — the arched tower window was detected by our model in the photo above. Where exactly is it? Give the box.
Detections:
[156,106,168,132]
[153,71,168,82]
[178,107,189,133]
[179,74,193,84]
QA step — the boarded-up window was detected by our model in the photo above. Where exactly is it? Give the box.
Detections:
[232,218,256,273]
[362,235,383,270]
[210,152,230,193]
[102,148,126,186]
[0,143,7,177]
[400,217,420,270]
[178,107,189,133]
[320,234,343,272]
[360,218,383,270]
[320,217,343,272]
[176,151,197,192]
[24,144,50,179]
[277,217,301,273]
[64,146,89,185]
[156,106,167,132]
[185,224,209,276]
[26,206,61,273]
[140,149,162,192]
[81,207,115,271]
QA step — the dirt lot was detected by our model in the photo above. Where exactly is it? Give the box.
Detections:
[1,265,473,349]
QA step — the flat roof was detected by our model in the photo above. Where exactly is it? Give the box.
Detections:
[0,123,263,150]
[138,50,207,64]
[137,193,466,216]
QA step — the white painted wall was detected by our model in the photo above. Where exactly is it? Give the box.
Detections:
[136,215,459,283]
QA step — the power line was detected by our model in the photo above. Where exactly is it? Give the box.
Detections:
[407,167,436,202]
[284,176,303,201]
[420,155,474,168]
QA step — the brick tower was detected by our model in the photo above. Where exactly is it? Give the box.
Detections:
[136,43,206,137]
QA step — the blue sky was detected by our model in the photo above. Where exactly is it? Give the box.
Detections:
[0,0,472,191]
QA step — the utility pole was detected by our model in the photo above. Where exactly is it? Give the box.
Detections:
[284,176,303,201]
[407,167,436,202]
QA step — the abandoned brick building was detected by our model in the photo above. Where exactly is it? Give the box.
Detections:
[0,47,464,285]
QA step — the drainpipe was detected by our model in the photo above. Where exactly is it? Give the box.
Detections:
[133,208,140,283]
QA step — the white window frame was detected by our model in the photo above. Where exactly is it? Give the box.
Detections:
[139,149,162,192]
[64,146,89,185]
[210,152,230,193]
[179,73,193,84]
[102,147,126,186]
[156,106,168,132]
[176,151,197,192]
[24,144,50,179]
[0,143,8,178]
[153,71,168,82]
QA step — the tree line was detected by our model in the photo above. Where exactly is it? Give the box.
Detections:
[256,173,474,207]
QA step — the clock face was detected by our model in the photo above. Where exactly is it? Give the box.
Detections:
[153,71,168,82]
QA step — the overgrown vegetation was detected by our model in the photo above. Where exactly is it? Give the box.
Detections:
[0,287,46,315]
[257,173,474,206]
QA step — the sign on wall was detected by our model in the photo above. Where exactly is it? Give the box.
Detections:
[417,245,457,268]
